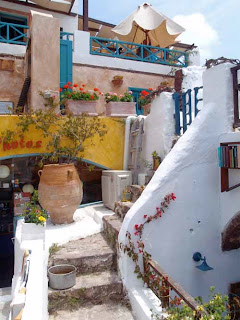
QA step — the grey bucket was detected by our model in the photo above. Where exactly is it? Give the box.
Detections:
[48,264,76,290]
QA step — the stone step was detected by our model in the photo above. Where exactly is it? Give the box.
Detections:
[49,302,135,320]
[103,214,122,250]
[49,233,117,274]
[48,271,124,314]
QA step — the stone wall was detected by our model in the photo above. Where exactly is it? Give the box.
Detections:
[73,64,174,114]
[0,56,25,108]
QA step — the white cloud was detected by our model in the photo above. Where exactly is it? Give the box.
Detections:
[173,13,220,62]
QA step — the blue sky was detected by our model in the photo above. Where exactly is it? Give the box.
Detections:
[78,0,240,64]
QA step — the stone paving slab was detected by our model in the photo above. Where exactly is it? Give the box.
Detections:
[49,302,135,320]
[50,233,116,274]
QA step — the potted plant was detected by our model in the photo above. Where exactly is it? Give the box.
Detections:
[61,83,102,116]
[139,89,152,115]
[1,94,107,225]
[105,91,136,117]
[112,75,123,86]
[152,150,161,171]
[21,190,47,240]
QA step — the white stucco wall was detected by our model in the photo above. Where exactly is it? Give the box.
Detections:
[142,92,175,167]
[73,31,173,75]
[0,42,26,56]
[0,1,78,33]
[119,63,239,311]
[182,66,205,91]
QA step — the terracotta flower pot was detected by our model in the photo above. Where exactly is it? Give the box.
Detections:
[66,100,98,116]
[111,79,123,86]
[106,102,136,117]
[38,164,83,225]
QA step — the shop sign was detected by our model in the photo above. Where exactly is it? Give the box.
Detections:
[14,192,31,216]
[0,137,42,152]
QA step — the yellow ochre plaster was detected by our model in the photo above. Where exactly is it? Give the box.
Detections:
[0,116,125,169]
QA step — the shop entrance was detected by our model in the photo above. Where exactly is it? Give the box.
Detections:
[0,155,104,287]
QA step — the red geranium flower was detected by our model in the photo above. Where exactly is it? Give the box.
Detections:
[73,84,78,87]
[59,88,62,92]
[148,88,153,91]
[90,95,94,100]
[67,81,71,85]
[94,88,99,91]
[63,84,69,89]
[82,84,86,87]
[171,193,176,200]
[79,87,83,91]
[68,94,72,98]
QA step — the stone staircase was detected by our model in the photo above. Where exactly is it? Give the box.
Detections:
[48,217,135,319]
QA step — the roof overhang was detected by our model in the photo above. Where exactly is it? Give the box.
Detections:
[2,0,75,14]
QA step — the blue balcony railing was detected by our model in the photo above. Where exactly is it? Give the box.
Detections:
[90,36,188,67]
[0,21,29,45]
[60,31,74,41]
[173,86,203,135]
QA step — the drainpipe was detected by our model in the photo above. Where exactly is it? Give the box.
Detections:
[83,0,88,31]
[123,116,137,170]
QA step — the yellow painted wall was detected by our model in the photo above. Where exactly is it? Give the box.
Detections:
[0,116,125,169]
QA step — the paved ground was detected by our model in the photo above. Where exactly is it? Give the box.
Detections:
[0,287,11,320]
[49,302,135,320]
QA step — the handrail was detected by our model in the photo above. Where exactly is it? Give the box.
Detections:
[90,36,188,67]
[0,21,29,45]
[143,258,206,318]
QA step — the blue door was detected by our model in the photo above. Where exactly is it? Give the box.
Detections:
[129,87,151,115]
[60,37,72,88]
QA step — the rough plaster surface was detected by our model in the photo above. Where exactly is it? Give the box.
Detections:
[73,65,174,114]
[30,12,60,111]
[119,63,239,313]
[0,57,25,107]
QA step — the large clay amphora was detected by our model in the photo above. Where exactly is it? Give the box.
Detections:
[38,164,83,224]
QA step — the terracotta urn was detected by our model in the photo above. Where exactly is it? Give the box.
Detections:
[38,164,83,224]
[106,102,136,117]
[66,100,98,116]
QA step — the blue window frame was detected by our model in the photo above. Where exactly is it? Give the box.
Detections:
[129,87,151,115]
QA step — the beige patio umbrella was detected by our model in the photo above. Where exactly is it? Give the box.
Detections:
[112,3,185,48]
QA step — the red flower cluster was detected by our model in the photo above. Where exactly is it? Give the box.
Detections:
[141,90,150,97]
[170,296,182,306]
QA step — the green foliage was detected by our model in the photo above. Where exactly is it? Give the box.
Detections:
[151,150,159,157]
[23,190,48,225]
[104,91,133,103]
[62,90,99,101]
[166,287,230,320]
[1,92,107,163]
[49,243,60,256]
